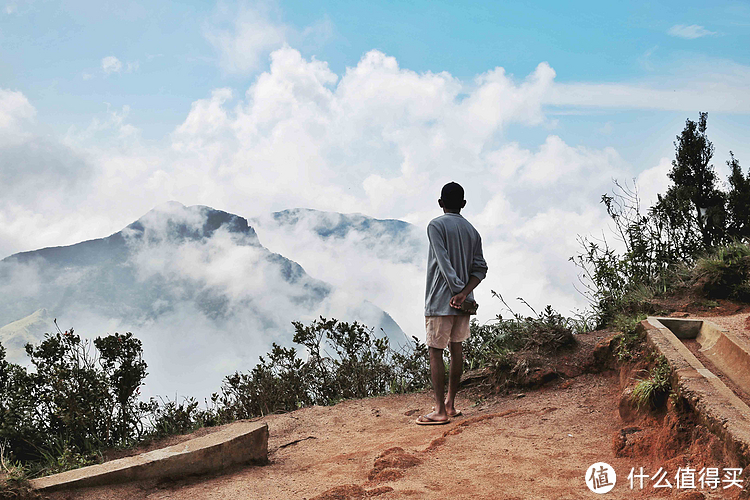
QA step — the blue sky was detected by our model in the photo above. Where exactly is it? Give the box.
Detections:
[3,0,749,144]
[2,0,750,318]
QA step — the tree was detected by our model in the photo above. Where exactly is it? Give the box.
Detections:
[726,152,750,240]
[661,112,726,250]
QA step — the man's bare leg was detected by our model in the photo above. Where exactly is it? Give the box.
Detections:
[445,341,463,416]
[417,346,449,423]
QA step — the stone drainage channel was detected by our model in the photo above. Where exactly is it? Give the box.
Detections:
[640,317,750,466]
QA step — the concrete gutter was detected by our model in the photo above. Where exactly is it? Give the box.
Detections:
[640,317,750,466]
[30,420,268,492]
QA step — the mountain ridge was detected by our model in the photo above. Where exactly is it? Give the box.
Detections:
[0,202,409,399]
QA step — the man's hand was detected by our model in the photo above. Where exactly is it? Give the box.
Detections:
[450,292,468,309]
[450,275,482,309]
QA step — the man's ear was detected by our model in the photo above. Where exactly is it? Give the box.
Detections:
[461,200,466,209]
[438,199,444,208]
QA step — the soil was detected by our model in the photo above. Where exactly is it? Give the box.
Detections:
[39,330,748,500]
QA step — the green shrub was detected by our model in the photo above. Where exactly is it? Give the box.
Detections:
[694,241,750,300]
[212,318,430,420]
[609,313,648,362]
[0,326,149,473]
[631,356,672,410]
[463,292,576,371]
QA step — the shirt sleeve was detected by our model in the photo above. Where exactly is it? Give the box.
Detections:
[470,234,488,281]
[427,222,465,294]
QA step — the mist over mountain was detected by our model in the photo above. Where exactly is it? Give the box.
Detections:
[257,208,424,264]
[251,208,427,340]
[0,202,406,400]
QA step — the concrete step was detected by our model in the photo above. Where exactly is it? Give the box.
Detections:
[30,420,268,492]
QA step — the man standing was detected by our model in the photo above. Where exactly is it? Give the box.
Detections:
[417,182,488,425]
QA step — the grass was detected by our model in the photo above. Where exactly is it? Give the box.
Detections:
[0,442,41,500]
[630,356,672,410]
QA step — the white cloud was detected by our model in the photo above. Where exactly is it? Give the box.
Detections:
[668,24,716,39]
[548,80,750,113]
[101,56,123,74]
[203,2,287,74]
[299,15,334,49]
[0,88,35,141]
[636,157,672,208]
[547,57,750,113]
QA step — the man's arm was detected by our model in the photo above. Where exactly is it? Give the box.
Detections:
[427,222,464,294]
[451,234,488,308]
[470,234,488,281]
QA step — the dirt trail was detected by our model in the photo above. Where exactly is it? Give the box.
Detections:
[49,371,649,500]
[44,319,750,500]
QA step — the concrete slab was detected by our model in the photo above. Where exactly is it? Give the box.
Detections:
[641,318,750,466]
[30,420,268,492]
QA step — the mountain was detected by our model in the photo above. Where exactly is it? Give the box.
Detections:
[253,208,425,264]
[0,202,406,399]
[0,308,54,362]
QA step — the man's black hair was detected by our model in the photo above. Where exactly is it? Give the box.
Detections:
[440,182,464,210]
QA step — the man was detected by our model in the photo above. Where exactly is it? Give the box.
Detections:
[417,181,488,425]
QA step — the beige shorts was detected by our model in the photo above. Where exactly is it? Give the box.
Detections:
[425,315,471,349]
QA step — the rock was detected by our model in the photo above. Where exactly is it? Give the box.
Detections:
[619,387,639,422]
[674,491,704,500]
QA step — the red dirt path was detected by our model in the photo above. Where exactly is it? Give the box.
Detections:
[47,372,668,500]
[44,326,748,500]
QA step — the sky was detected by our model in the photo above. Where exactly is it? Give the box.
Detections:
[2,0,750,354]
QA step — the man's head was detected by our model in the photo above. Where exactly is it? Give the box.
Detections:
[439,182,466,212]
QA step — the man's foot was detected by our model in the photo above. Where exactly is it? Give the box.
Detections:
[432,405,462,418]
[416,411,450,425]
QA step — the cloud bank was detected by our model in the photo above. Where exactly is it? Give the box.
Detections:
[6,44,746,400]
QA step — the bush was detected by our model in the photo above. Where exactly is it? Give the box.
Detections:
[143,396,221,439]
[212,317,430,420]
[463,292,576,371]
[0,325,149,472]
[693,241,750,301]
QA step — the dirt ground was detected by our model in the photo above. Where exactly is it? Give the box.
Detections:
[42,327,748,500]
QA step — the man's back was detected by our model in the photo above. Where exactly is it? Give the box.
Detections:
[424,213,487,316]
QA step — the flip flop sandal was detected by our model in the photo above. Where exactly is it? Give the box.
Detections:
[416,415,451,425]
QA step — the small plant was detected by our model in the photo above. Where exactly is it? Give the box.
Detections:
[610,313,647,362]
[35,439,99,477]
[0,440,40,500]
[143,396,208,439]
[631,356,672,410]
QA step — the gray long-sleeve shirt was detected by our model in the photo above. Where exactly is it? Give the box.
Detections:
[424,213,488,316]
